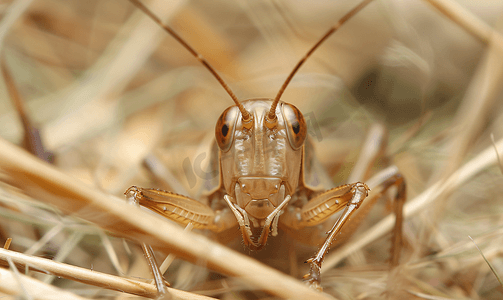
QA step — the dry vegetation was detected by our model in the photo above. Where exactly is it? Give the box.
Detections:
[0,0,503,299]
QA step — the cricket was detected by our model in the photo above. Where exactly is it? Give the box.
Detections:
[0,0,503,299]
[124,0,406,293]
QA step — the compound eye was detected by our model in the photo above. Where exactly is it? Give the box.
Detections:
[215,106,239,152]
[282,103,307,150]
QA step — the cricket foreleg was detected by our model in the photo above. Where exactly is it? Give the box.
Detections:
[302,182,370,290]
[142,243,171,299]
[125,187,171,298]
[124,186,237,232]
[125,186,238,298]
[302,167,406,290]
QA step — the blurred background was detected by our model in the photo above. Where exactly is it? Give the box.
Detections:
[1,0,503,299]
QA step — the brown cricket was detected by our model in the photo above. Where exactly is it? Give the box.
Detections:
[125,0,406,291]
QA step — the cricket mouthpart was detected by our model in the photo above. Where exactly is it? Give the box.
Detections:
[234,177,285,219]
[223,193,292,250]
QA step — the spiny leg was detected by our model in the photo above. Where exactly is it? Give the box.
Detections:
[125,186,241,297]
[125,186,237,232]
[372,171,406,268]
[302,182,370,290]
[365,168,406,299]
[125,188,171,298]
[302,168,407,289]
[362,166,407,268]
[142,244,170,299]
[125,190,170,297]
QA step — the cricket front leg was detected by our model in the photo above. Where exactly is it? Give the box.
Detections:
[300,167,406,290]
[301,182,370,290]
[142,243,170,299]
[125,186,237,232]
[125,187,173,298]
[124,186,238,297]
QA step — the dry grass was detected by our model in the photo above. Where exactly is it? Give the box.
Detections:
[0,0,503,299]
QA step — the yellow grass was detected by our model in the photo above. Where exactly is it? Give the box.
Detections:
[0,0,503,299]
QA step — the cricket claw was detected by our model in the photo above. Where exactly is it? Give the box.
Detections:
[303,256,323,291]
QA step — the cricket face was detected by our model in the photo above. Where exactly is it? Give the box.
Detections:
[215,99,306,249]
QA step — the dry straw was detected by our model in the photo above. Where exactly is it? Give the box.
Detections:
[1,0,503,299]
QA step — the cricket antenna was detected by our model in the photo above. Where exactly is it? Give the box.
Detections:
[129,0,251,121]
[266,0,374,125]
